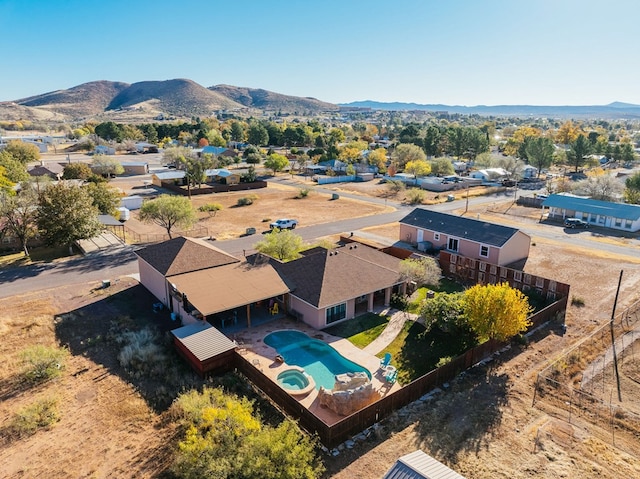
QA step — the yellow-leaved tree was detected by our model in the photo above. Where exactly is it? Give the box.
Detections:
[463,282,533,342]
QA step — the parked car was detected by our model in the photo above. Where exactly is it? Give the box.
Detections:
[564,218,589,229]
[270,218,298,230]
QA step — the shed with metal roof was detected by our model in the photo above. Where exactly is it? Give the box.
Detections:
[383,450,466,479]
[171,322,238,377]
[542,194,640,232]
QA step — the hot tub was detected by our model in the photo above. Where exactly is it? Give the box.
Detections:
[277,368,315,396]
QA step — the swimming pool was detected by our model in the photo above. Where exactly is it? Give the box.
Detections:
[264,330,371,390]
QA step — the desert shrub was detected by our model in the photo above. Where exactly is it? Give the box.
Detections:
[116,328,168,377]
[386,180,405,195]
[571,296,585,307]
[6,397,60,438]
[198,203,223,216]
[297,188,311,198]
[20,345,69,384]
[405,188,425,204]
[237,194,258,206]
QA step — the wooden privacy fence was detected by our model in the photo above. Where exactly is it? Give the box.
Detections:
[161,180,267,196]
[236,296,567,448]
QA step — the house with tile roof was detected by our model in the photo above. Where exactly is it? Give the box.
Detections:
[542,194,640,232]
[400,208,531,267]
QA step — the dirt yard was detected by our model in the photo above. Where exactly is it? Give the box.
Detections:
[1,193,640,478]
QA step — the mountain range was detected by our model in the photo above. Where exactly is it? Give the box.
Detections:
[1,78,640,122]
[0,79,339,122]
[339,100,640,119]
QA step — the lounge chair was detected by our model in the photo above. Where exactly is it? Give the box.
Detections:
[379,352,392,370]
[385,369,398,384]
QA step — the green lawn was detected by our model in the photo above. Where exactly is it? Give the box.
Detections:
[407,279,464,313]
[376,321,476,385]
[324,313,389,348]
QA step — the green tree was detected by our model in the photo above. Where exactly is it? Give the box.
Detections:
[170,387,323,479]
[247,123,269,146]
[139,194,197,239]
[229,121,247,142]
[624,172,640,204]
[37,183,101,254]
[254,229,305,261]
[86,182,121,216]
[0,188,38,256]
[91,155,124,177]
[62,162,93,180]
[264,153,289,175]
[430,157,455,176]
[463,282,533,342]
[525,137,554,178]
[568,134,591,172]
[94,121,123,142]
[0,166,14,195]
[404,159,431,179]
[419,292,467,334]
[393,143,426,169]
[0,151,30,183]
[399,257,441,287]
[3,140,41,164]
[423,125,443,157]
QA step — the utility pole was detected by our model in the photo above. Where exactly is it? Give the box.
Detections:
[610,270,623,402]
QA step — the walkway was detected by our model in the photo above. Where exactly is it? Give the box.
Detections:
[363,308,419,355]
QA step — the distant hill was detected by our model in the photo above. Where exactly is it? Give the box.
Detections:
[340,100,640,118]
[15,80,130,118]
[209,84,339,112]
[106,79,243,117]
[2,79,339,122]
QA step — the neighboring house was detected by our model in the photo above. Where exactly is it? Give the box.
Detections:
[383,450,466,479]
[135,238,406,331]
[120,161,149,175]
[318,159,346,173]
[215,169,240,185]
[28,162,64,180]
[399,208,531,267]
[120,195,144,210]
[469,167,509,182]
[134,142,157,153]
[542,194,640,232]
[201,145,228,156]
[151,170,186,186]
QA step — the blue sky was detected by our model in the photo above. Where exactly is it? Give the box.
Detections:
[1,0,639,106]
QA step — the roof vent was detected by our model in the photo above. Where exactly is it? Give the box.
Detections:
[353,244,357,248]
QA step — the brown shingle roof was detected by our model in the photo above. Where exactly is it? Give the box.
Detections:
[135,237,239,276]
[274,245,403,308]
[169,261,290,316]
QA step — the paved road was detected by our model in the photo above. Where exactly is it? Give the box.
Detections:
[2,178,637,298]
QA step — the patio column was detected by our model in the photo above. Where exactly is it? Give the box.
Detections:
[367,293,374,312]
[246,304,251,328]
[384,287,392,306]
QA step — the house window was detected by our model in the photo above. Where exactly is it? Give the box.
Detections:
[450,253,457,264]
[326,303,347,325]
[598,216,605,224]
[523,273,531,284]
[615,218,622,227]
[500,267,508,278]
[449,263,457,274]
[434,233,440,241]
[490,265,497,275]
[535,276,545,288]
[448,238,459,252]
[479,262,487,272]
[549,281,557,292]
[479,245,489,257]
[625,220,632,229]
[478,272,485,283]
[514,271,522,282]
[489,275,497,284]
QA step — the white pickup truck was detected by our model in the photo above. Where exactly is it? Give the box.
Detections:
[270,218,298,230]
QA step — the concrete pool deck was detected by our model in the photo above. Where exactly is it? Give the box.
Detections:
[232,315,404,426]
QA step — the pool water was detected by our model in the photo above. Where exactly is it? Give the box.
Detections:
[277,369,310,390]
[264,330,371,390]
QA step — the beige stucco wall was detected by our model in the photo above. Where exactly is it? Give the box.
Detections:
[496,230,531,266]
[289,296,358,330]
[138,259,169,305]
